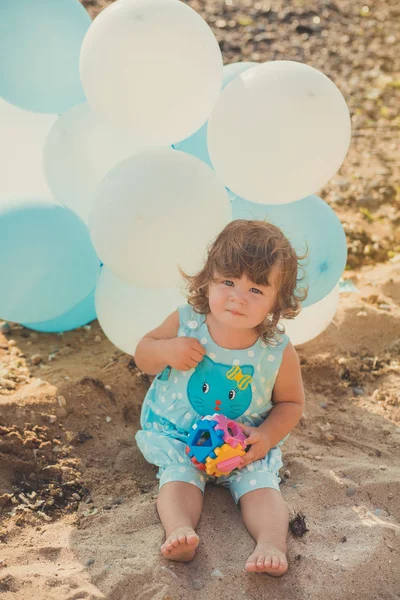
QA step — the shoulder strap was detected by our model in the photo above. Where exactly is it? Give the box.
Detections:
[274,331,290,351]
[177,303,206,336]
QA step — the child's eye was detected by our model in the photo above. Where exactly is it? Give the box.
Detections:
[223,280,234,287]
[250,288,263,294]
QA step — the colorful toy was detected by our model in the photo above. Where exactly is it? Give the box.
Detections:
[185,414,248,477]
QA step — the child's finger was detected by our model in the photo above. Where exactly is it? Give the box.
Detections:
[240,448,257,466]
[244,433,258,446]
[236,422,254,438]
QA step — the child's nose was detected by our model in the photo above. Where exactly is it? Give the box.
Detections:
[230,289,246,303]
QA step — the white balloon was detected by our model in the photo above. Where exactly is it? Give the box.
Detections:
[208,61,351,204]
[0,99,56,200]
[280,284,340,346]
[80,0,223,145]
[96,266,185,354]
[89,147,230,288]
[43,102,148,223]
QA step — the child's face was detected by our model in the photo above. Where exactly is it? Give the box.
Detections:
[207,270,279,331]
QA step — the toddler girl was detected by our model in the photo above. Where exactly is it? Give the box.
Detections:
[135,219,306,576]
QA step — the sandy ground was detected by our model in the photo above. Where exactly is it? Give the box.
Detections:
[1,0,400,598]
[1,259,399,600]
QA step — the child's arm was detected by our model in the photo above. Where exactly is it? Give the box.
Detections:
[134,310,205,375]
[238,343,305,467]
[258,342,305,445]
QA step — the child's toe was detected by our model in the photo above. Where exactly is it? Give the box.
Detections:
[271,556,280,568]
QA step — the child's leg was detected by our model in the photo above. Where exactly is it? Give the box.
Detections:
[240,488,289,575]
[157,481,203,562]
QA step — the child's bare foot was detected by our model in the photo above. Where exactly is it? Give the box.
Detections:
[160,526,199,562]
[245,541,288,576]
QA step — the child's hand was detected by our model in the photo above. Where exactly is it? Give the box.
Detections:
[166,337,206,371]
[236,423,271,468]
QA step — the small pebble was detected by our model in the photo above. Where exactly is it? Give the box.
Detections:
[83,325,92,331]
[320,402,328,409]
[333,555,339,561]
[346,487,356,497]
[105,385,112,391]
[211,569,224,579]
[37,511,52,522]
[284,470,291,478]
[378,304,391,311]
[192,580,204,590]
[105,416,112,423]
[83,508,98,516]
[86,558,95,567]
[353,387,365,396]
[72,493,81,501]
[0,377,15,389]
[31,354,43,365]
[57,396,67,407]
[8,339,16,347]
[48,353,57,361]
[0,322,10,334]
[374,508,389,517]
[49,415,57,424]
[95,335,101,342]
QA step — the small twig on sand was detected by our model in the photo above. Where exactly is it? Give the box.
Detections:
[335,433,382,456]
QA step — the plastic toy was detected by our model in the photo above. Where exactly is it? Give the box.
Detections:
[185,414,248,477]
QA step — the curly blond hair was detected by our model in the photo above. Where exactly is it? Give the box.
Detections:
[180,220,308,345]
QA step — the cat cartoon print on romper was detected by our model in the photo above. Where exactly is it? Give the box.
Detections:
[135,304,290,503]
[187,355,254,419]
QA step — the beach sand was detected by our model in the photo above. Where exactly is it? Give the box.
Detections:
[1,259,399,600]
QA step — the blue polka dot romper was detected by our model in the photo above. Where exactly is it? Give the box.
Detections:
[135,303,290,503]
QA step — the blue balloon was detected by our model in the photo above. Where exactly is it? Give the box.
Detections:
[0,198,100,323]
[0,0,91,113]
[230,193,347,307]
[22,283,97,333]
[173,62,257,168]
